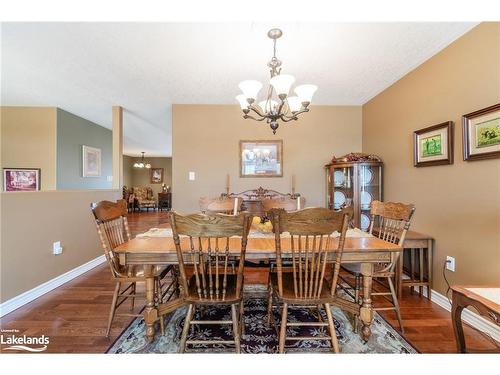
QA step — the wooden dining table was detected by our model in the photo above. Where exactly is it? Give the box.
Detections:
[114,228,401,343]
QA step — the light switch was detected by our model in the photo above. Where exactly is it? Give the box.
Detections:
[189,171,195,181]
[107,175,113,182]
[53,241,63,255]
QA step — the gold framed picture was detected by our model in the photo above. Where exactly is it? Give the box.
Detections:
[239,140,283,177]
[413,121,453,167]
[150,168,164,184]
[463,103,500,161]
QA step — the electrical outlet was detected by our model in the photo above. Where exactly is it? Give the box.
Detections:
[446,256,455,272]
[53,241,63,255]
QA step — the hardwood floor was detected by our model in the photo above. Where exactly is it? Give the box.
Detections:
[0,210,496,353]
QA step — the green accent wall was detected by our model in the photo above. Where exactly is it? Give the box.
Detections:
[56,109,112,189]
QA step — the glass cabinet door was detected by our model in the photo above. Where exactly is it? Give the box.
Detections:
[359,164,382,231]
[332,166,354,211]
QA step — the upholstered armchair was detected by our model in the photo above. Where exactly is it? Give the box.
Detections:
[133,186,156,211]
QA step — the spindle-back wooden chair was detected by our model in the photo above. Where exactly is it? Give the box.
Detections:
[169,212,251,353]
[262,196,305,214]
[199,196,242,215]
[91,200,175,337]
[267,207,349,353]
[341,200,415,332]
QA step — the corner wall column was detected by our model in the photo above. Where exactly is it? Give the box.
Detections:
[112,106,123,190]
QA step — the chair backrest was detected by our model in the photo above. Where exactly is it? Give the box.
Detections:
[271,207,349,300]
[262,196,305,213]
[369,201,415,246]
[170,212,251,301]
[199,196,242,215]
[91,200,130,278]
[133,186,152,201]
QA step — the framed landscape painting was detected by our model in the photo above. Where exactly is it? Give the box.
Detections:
[150,168,164,184]
[3,168,41,191]
[82,145,101,177]
[240,140,283,177]
[413,121,453,167]
[463,103,500,161]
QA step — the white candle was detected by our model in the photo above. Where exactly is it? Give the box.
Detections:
[297,197,301,210]
[226,174,230,193]
[291,174,296,195]
[233,197,238,215]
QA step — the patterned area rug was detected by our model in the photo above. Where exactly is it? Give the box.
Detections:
[108,293,417,354]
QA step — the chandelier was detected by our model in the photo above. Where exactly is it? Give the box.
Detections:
[236,28,318,134]
[133,152,151,169]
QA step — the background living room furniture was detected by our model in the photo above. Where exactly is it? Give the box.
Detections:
[222,186,302,217]
[325,154,383,231]
[158,192,172,211]
[133,186,156,211]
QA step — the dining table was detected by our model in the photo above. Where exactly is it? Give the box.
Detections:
[114,225,402,343]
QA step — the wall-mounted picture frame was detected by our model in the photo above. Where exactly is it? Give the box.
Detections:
[240,140,283,177]
[82,145,101,177]
[3,168,41,191]
[413,121,453,167]
[150,167,164,184]
[463,103,500,161]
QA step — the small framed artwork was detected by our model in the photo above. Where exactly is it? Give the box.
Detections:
[240,140,283,177]
[3,168,41,191]
[413,121,453,167]
[463,103,500,161]
[82,145,101,177]
[150,168,164,184]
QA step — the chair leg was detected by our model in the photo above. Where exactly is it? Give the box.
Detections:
[267,282,273,326]
[324,303,340,353]
[130,282,136,310]
[239,300,245,338]
[353,275,361,332]
[388,276,404,333]
[179,304,194,353]
[278,303,288,354]
[106,281,121,337]
[231,304,241,354]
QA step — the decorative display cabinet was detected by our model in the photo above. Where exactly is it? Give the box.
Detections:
[325,158,383,231]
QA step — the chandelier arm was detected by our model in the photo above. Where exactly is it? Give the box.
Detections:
[244,114,266,122]
[248,105,266,118]
[280,114,298,122]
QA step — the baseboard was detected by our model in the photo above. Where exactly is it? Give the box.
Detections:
[0,255,106,317]
[413,286,500,342]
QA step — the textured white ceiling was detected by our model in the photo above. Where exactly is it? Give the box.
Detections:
[1,22,477,156]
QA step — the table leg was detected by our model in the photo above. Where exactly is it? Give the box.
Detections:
[396,250,404,299]
[144,265,158,343]
[419,248,424,296]
[451,291,466,353]
[427,239,433,300]
[360,262,374,342]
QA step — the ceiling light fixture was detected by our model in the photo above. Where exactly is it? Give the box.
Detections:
[133,152,151,169]
[236,28,318,134]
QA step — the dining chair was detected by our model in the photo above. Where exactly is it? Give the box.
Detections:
[262,196,305,214]
[267,207,349,353]
[199,196,242,215]
[91,199,176,337]
[341,200,415,333]
[169,211,251,353]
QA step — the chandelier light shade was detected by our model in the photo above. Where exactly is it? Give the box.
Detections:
[133,152,151,169]
[236,28,318,134]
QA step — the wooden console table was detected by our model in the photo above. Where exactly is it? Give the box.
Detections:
[451,285,500,353]
[396,230,434,299]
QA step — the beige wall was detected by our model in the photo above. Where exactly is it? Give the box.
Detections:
[172,105,362,213]
[362,23,500,296]
[122,155,133,188]
[0,189,120,302]
[1,107,57,190]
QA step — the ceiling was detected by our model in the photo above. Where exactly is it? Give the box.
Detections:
[1,22,477,156]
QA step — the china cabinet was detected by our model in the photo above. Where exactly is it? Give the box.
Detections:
[325,158,383,231]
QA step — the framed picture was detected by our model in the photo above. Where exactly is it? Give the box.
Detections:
[413,121,453,167]
[463,103,500,161]
[240,140,283,177]
[82,145,101,177]
[150,168,164,184]
[3,168,41,191]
